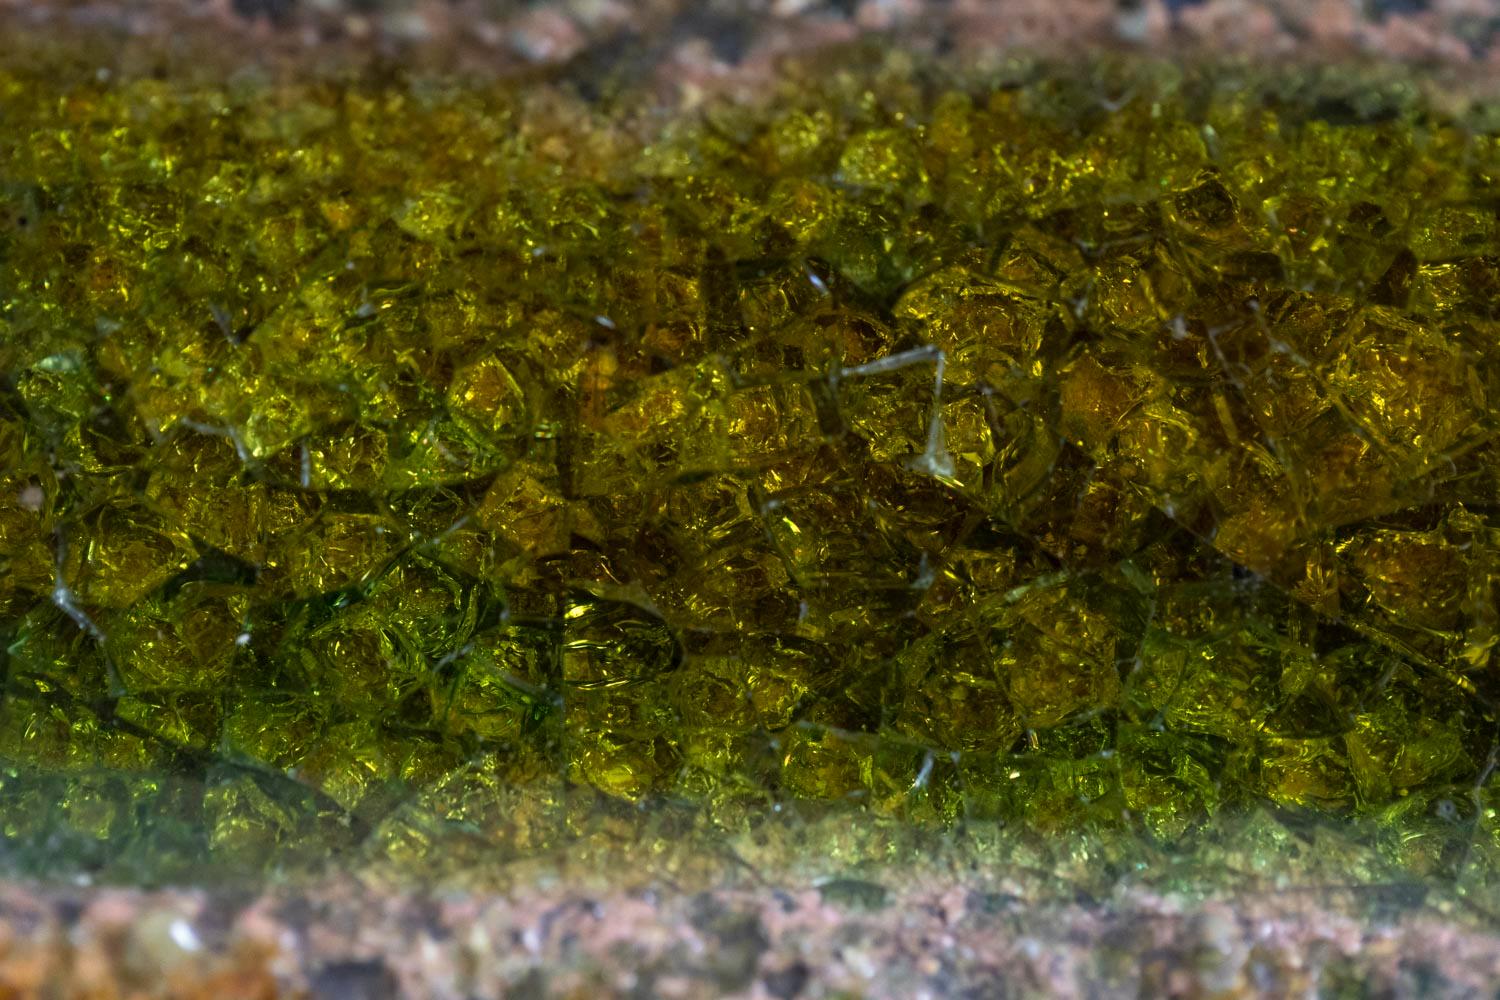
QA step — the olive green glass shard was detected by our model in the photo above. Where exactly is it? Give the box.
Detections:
[2,50,1499,887]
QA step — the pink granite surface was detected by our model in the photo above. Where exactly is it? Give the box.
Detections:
[2,872,1498,998]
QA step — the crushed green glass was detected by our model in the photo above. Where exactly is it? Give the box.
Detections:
[1,50,1498,887]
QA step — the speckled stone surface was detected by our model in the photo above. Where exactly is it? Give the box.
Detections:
[0,798,1496,996]
[3,865,1499,997]
[9,0,1500,76]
